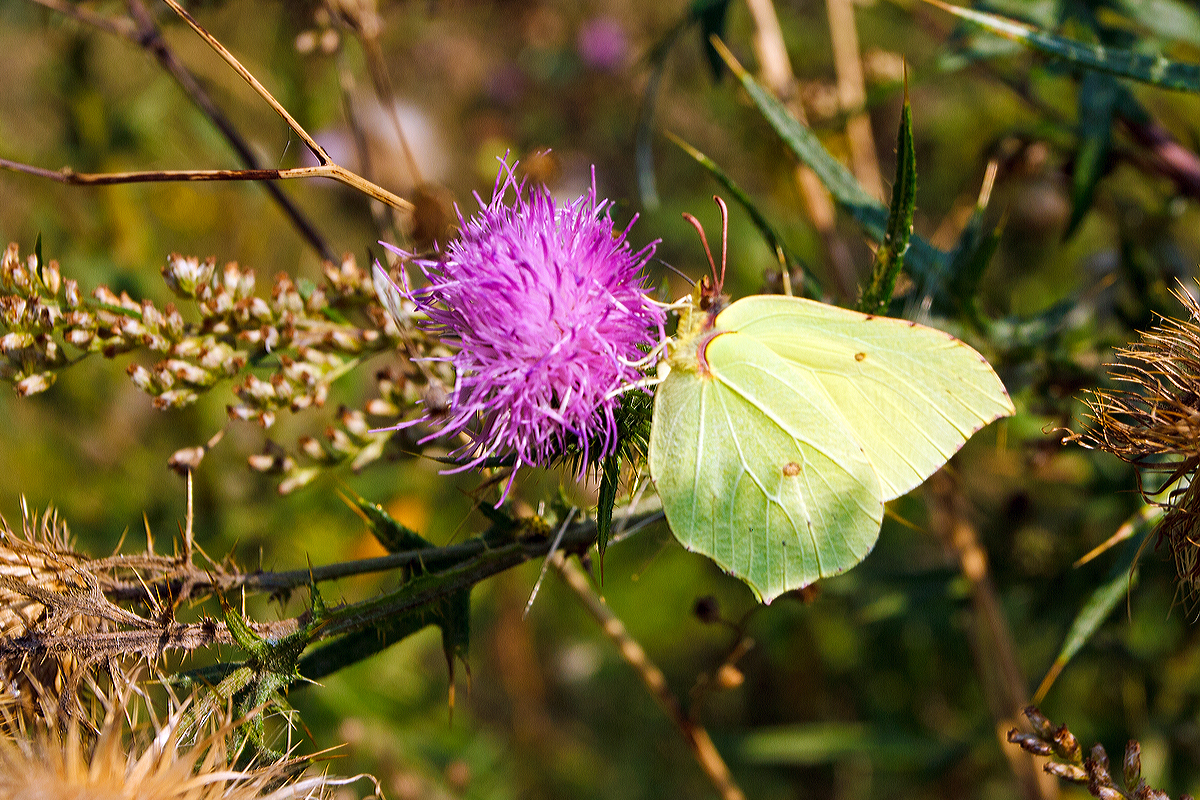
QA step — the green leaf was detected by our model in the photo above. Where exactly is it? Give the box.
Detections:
[858,91,916,314]
[710,38,951,302]
[356,496,435,557]
[925,0,1200,92]
[1068,70,1119,237]
[32,232,42,272]
[304,496,473,684]
[1033,522,1151,702]
[732,722,950,769]
[595,451,620,573]
[667,131,821,297]
[1114,0,1200,48]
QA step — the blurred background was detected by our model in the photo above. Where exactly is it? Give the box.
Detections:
[3,0,1200,797]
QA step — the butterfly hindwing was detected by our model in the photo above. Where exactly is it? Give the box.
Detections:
[714,295,1014,500]
[649,330,883,602]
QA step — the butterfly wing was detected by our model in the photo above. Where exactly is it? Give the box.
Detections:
[715,295,1014,501]
[649,331,883,602]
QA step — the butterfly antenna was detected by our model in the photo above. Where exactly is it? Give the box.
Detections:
[654,257,694,284]
[681,212,718,284]
[714,195,728,291]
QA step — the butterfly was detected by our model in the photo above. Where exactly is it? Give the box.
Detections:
[648,198,1014,603]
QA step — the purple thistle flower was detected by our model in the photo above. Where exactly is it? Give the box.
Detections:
[378,162,664,499]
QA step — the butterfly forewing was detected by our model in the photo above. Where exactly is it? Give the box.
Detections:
[715,295,1014,500]
[649,331,883,602]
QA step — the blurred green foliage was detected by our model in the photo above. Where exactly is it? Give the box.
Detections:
[6,0,1200,797]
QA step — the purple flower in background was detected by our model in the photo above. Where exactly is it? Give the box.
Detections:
[577,17,628,72]
[379,162,664,498]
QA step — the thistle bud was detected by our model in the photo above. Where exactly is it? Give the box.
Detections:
[63,279,80,308]
[154,389,199,409]
[64,328,94,348]
[248,296,273,322]
[0,332,33,354]
[127,363,156,392]
[14,372,53,396]
[1043,762,1087,783]
[1123,740,1142,790]
[93,286,121,307]
[40,259,61,296]
[1052,724,1081,762]
[167,446,206,474]
[141,300,164,330]
[163,254,215,297]
[299,436,326,461]
[1007,731,1053,756]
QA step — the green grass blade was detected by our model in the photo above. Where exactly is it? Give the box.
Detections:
[1033,516,1155,702]
[710,37,950,300]
[732,722,949,769]
[859,92,916,314]
[926,0,1200,92]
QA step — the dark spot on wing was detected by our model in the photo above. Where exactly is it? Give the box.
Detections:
[783,462,802,477]
[854,352,866,362]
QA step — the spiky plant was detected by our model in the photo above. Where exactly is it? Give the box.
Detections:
[0,665,378,800]
[1070,284,1200,591]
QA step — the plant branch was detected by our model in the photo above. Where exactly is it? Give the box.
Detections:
[123,0,336,262]
[29,0,136,38]
[927,470,1058,800]
[825,0,885,201]
[554,553,747,800]
[0,157,412,211]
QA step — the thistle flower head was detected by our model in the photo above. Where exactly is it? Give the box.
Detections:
[379,162,664,496]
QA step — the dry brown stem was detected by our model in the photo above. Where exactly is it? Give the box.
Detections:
[927,471,1058,800]
[554,553,747,800]
[825,0,886,200]
[742,0,858,300]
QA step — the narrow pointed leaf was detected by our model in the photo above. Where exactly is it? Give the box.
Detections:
[1112,0,1200,48]
[668,131,821,297]
[1034,527,1150,702]
[636,0,732,208]
[710,38,950,298]
[1068,71,1118,237]
[303,497,473,682]
[925,0,1200,92]
[859,94,916,314]
[596,451,620,571]
[732,722,950,769]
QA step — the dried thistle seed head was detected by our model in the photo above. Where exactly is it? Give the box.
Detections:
[0,664,377,800]
[1069,285,1200,464]
[1155,477,1200,591]
[1068,284,1200,592]
[0,506,110,712]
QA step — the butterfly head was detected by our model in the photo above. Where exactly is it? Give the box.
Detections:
[664,198,733,376]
